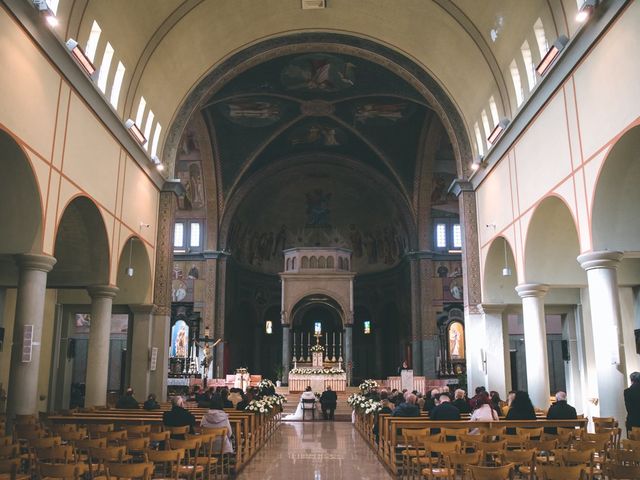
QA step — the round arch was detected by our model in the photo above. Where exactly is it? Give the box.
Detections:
[523,196,585,286]
[0,129,43,255]
[291,294,345,331]
[592,125,640,252]
[286,289,350,327]
[49,196,111,287]
[164,32,473,179]
[114,236,152,304]
[482,236,518,303]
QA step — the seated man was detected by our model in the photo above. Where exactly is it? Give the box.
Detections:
[163,396,196,438]
[545,391,577,434]
[320,386,338,420]
[392,393,420,417]
[429,394,460,434]
[115,387,139,409]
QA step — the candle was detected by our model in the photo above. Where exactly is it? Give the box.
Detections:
[325,332,328,345]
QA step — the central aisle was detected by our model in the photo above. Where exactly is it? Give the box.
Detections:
[237,422,393,479]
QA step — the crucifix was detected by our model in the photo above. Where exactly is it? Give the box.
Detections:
[194,325,221,386]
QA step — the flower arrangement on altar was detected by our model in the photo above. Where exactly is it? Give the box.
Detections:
[359,379,378,394]
[310,344,325,353]
[290,367,345,375]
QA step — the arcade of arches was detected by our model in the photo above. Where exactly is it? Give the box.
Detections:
[1,0,640,458]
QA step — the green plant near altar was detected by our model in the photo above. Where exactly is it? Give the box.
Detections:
[290,367,345,375]
[310,344,325,353]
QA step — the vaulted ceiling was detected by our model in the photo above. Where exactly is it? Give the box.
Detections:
[56,0,581,173]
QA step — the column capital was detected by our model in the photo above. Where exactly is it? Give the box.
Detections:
[87,285,119,299]
[14,253,56,272]
[129,304,156,314]
[478,303,507,315]
[577,250,624,271]
[515,283,549,298]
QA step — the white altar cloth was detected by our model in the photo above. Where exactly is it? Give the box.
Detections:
[288,373,346,392]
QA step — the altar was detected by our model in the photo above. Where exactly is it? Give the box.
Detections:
[287,342,346,392]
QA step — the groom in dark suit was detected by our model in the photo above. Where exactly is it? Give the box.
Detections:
[320,386,338,420]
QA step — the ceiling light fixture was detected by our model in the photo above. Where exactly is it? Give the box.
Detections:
[502,238,512,277]
[65,39,96,76]
[488,119,510,145]
[125,119,147,146]
[536,36,569,76]
[576,0,598,23]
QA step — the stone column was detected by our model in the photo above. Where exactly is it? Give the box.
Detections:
[478,304,510,398]
[463,309,485,395]
[6,254,56,420]
[151,181,183,400]
[409,256,423,376]
[129,304,154,400]
[281,325,290,385]
[515,283,550,410]
[375,324,383,378]
[345,324,353,386]
[85,285,119,407]
[578,251,627,422]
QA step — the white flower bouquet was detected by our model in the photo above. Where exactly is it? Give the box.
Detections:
[290,367,345,375]
[257,379,275,391]
[358,379,378,394]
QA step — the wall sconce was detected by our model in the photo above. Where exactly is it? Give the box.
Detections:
[364,321,371,335]
[125,119,147,146]
[480,349,488,374]
[151,155,165,172]
[65,39,96,76]
[488,119,510,144]
[33,0,57,27]
[126,238,134,277]
[502,239,512,277]
[536,36,569,76]
[576,0,598,23]
[265,321,273,335]
[470,155,484,171]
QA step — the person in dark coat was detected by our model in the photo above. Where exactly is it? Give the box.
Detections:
[545,391,577,434]
[430,394,460,434]
[320,386,338,420]
[392,393,420,417]
[162,396,196,438]
[143,393,160,410]
[506,390,537,434]
[236,390,255,411]
[452,389,471,414]
[624,371,640,434]
[115,387,139,409]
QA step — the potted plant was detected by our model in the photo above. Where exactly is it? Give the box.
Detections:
[274,364,284,387]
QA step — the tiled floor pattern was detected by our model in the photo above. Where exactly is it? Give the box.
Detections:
[236,421,393,479]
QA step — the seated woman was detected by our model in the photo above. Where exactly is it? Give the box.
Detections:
[200,397,234,454]
[469,393,499,434]
[284,386,318,420]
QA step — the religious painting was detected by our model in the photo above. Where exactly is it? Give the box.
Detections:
[443,277,463,301]
[172,278,194,302]
[180,130,200,156]
[305,189,332,226]
[289,124,345,147]
[218,97,283,127]
[171,320,189,358]
[72,314,129,335]
[281,54,356,92]
[448,321,465,359]
[176,161,205,210]
[187,264,199,279]
[353,101,414,124]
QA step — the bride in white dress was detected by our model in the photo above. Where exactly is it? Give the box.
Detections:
[283,386,318,420]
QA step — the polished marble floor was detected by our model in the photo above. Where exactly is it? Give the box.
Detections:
[237,421,393,479]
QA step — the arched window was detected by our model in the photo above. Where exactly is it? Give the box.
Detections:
[286,258,291,271]
[318,256,326,268]
[301,256,309,268]
[292,257,296,270]
[327,256,334,268]
[310,256,318,268]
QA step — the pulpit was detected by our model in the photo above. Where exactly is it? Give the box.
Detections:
[234,368,250,390]
[401,369,414,391]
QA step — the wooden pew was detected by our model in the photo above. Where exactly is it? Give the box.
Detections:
[355,412,587,476]
[45,405,281,473]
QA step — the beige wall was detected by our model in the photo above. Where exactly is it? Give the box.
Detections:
[477,1,640,295]
[0,7,159,288]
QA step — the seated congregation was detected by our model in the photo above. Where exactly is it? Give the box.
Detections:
[349,372,640,479]
[0,381,284,479]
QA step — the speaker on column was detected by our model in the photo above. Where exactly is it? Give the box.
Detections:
[561,339,570,361]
